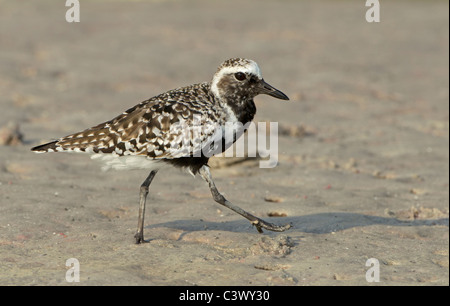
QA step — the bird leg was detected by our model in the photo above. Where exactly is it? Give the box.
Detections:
[198,165,291,233]
[135,170,158,244]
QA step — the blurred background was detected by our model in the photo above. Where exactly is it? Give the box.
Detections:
[0,0,448,285]
[1,0,447,141]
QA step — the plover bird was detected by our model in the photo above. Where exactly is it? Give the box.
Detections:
[32,58,291,244]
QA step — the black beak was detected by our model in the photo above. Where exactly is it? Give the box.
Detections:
[258,79,289,100]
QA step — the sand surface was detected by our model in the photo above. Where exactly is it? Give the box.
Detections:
[0,0,448,285]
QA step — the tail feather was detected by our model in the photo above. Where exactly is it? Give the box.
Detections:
[31,141,58,153]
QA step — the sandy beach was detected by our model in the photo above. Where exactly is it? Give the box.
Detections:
[0,0,448,285]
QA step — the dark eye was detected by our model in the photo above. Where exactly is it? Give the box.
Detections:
[234,72,246,81]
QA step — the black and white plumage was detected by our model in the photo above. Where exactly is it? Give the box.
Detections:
[32,58,291,243]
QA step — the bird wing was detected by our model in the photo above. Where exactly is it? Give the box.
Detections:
[36,84,223,159]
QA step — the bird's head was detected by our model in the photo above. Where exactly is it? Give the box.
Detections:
[210,58,289,103]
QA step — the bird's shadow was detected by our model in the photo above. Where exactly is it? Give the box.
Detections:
[148,212,449,235]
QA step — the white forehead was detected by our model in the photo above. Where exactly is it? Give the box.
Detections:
[210,59,263,99]
[214,60,262,80]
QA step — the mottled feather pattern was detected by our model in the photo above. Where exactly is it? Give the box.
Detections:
[32,58,288,174]
[35,83,228,160]
[31,58,292,243]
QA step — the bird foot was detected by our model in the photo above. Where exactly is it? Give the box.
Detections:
[251,219,292,233]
